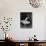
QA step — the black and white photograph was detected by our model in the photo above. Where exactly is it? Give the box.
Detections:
[20,12,32,28]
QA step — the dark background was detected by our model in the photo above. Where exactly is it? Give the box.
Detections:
[20,12,32,28]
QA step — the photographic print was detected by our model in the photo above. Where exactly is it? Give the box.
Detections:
[20,12,32,28]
